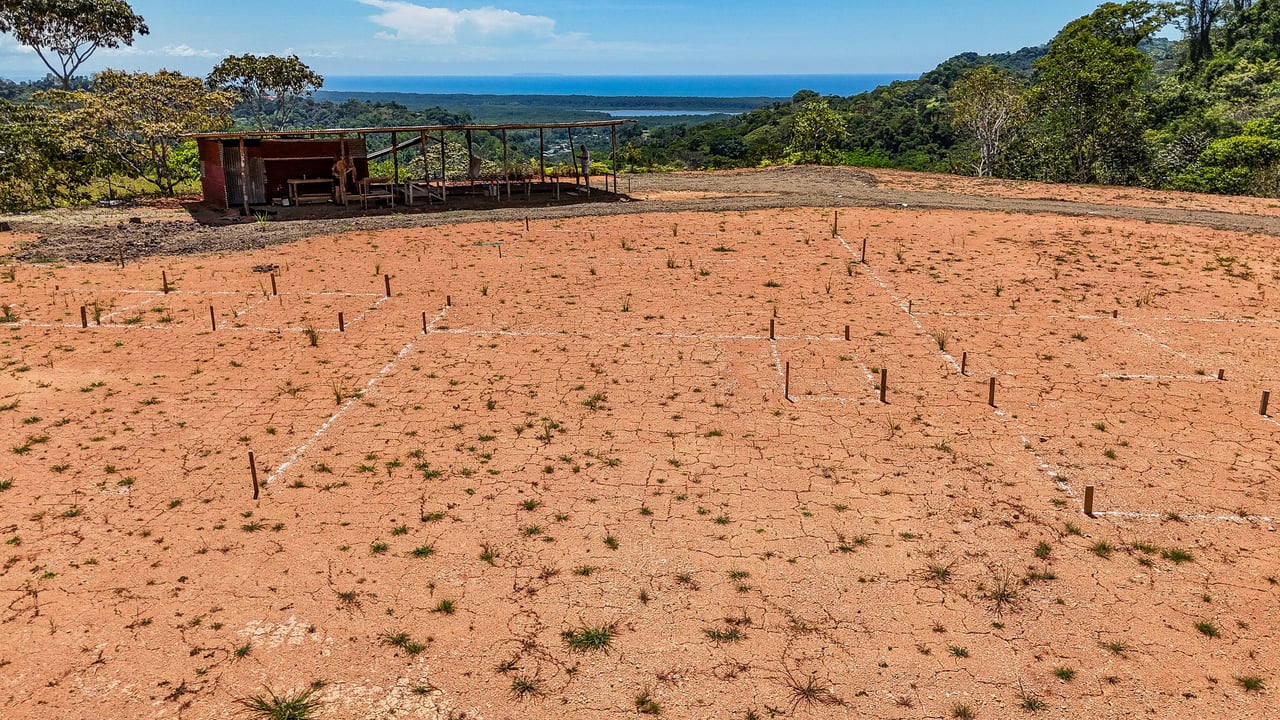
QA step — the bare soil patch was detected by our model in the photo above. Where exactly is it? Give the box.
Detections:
[1,172,1279,719]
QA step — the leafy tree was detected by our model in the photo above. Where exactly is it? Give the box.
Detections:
[1031,2,1177,183]
[1180,1,1224,66]
[41,70,234,195]
[0,0,148,90]
[951,66,1027,176]
[788,97,846,164]
[0,99,94,210]
[208,54,324,130]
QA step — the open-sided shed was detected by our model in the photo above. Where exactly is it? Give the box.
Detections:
[189,119,634,212]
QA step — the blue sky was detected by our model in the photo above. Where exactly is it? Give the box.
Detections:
[0,1,1137,80]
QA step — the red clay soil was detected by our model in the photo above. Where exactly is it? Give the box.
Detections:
[1,169,1279,719]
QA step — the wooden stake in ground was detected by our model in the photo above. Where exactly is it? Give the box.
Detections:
[162,271,169,294]
[422,311,427,333]
[80,306,87,329]
[384,274,392,297]
[832,210,839,237]
[1084,485,1095,517]
[338,312,345,332]
[961,351,968,376]
[769,318,775,340]
[880,368,888,404]
[209,305,216,331]
[1262,390,1272,417]
[447,295,452,307]
[861,238,868,263]
[249,451,259,500]
[784,361,791,402]
[1217,369,1225,381]
[844,324,851,341]
[270,273,277,296]
[498,243,503,259]
[525,217,530,232]
[988,376,997,407]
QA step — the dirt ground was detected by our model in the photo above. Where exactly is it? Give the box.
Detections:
[2,169,1280,719]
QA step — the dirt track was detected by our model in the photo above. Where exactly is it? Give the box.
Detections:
[6,166,1280,263]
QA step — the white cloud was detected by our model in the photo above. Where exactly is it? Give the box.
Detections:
[358,1,558,44]
[0,36,34,55]
[162,44,219,58]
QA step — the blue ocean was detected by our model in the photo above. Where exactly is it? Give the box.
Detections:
[323,74,915,99]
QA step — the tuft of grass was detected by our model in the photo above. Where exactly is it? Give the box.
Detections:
[948,645,969,658]
[411,544,435,558]
[785,671,844,708]
[1090,541,1113,559]
[432,599,456,615]
[1034,541,1051,559]
[952,704,975,719]
[561,623,615,652]
[704,627,745,643]
[1195,620,1220,638]
[1162,548,1193,564]
[236,686,322,720]
[1236,675,1264,692]
[510,675,540,699]
[1053,666,1076,682]
[603,535,619,550]
[1064,522,1083,536]
[380,631,427,655]
[635,691,661,715]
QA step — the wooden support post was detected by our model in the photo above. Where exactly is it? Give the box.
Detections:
[525,216,530,232]
[1262,390,1272,417]
[446,295,452,308]
[270,273,277,296]
[249,451,259,500]
[384,274,392,297]
[1217,368,1225,381]
[879,368,888,404]
[439,130,447,202]
[844,324,851,341]
[961,352,968,376]
[611,124,618,193]
[422,311,427,333]
[568,127,578,186]
[784,361,791,401]
[162,271,169,294]
[466,129,475,187]
[209,305,216,331]
[391,131,399,201]
[498,243,503,259]
[769,318,775,340]
[1084,485,1095,517]
[1112,309,1119,319]
[80,306,87,328]
[907,299,913,314]
[239,137,250,216]
[502,128,509,201]
[861,237,868,263]
[538,128,545,182]
[338,312,345,332]
[988,376,997,408]
[832,210,839,237]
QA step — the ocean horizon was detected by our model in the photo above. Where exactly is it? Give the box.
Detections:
[322,74,917,99]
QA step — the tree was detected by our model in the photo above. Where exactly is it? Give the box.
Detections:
[40,70,234,195]
[0,99,95,210]
[0,0,148,90]
[952,66,1027,176]
[1032,2,1177,183]
[207,54,324,130]
[788,97,846,164]
[1180,0,1223,65]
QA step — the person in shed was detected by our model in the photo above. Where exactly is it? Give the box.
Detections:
[331,153,356,203]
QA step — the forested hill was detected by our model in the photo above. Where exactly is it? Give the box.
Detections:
[631,0,1280,201]
[632,34,1175,174]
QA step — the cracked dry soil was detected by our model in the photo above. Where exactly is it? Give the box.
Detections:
[1,167,1279,719]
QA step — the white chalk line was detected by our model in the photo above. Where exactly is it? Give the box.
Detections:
[835,235,1277,526]
[262,304,450,489]
[835,234,962,374]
